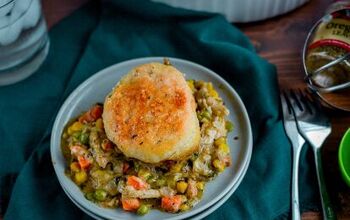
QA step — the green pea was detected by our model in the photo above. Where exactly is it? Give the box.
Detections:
[156,178,166,187]
[79,133,89,145]
[94,189,107,201]
[72,131,81,139]
[137,204,149,215]
[196,113,203,121]
[225,121,234,132]
[167,178,177,189]
[202,110,211,119]
[85,192,95,201]
[201,118,209,123]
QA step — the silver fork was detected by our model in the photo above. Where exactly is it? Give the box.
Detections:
[280,91,305,220]
[286,89,337,220]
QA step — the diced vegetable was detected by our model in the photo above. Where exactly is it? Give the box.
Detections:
[78,156,91,170]
[187,80,195,92]
[74,171,87,185]
[79,105,103,123]
[127,176,149,190]
[67,122,83,135]
[201,110,211,120]
[101,139,113,151]
[94,189,108,201]
[166,178,177,189]
[138,169,151,181]
[225,121,234,132]
[176,181,188,194]
[156,178,167,187]
[136,204,150,215]
[70,162,80,172]
[90,105,103,120]
[161,195,182,212]
[85,192,95,201]
[79,133,89,145]
[196,182,204,190]
[218,143,230,154]
[122,198,140,211]
[171,162,183,173]
[180,204,190,212]
[207,82,219,98]
[213,159,225,172]
[214,137,226,146]
[95,118,104,130]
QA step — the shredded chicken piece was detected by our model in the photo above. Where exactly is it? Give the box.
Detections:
[186,179,198,198]
[122,186,161,198]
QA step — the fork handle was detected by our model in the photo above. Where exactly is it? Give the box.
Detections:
[314,148,337,220]
[292,148,302,220]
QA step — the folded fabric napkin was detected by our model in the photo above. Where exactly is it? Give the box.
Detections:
[0,0,320,219]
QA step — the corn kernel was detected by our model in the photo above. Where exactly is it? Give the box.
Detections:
[187,80,195,92]
[213,159,225,172]
[180,204,190,212]
[207,83,219,98]
[176,181,188,194]
[196,182,204,190]
[96,118,103,130]
[171,162,183,173]
[218,143,230,154]
[74,170,88,185]
[68,122,83,135]
[214,137,226,146]
[70,162,80,172]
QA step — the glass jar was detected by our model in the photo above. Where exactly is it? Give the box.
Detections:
[303,0,350,111]
[0,0,49,86]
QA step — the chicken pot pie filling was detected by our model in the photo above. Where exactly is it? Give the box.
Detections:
[61,80,233,215]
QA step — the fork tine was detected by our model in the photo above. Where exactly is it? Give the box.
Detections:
[294,88,314,114]
[286,89,304,117]
[280,91,291,116]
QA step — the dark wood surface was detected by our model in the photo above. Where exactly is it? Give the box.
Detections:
[39,0,349,219]
[237,1,350,219]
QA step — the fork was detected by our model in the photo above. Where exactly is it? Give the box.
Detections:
[280,91,305,220]
[286,89,337,220]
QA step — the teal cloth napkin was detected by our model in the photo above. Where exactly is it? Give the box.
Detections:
[0,0,320,219]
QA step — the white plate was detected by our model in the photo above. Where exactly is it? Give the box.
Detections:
[50,57,252,220]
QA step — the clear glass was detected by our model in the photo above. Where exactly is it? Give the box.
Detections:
[0,0,49,86]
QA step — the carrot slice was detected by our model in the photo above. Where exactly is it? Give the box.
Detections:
[78,105,102,123]
[90,105,103,120]
[161,195,182,212]
[121,198,140,211]
[127,176,149,190]
[77,156,91,170]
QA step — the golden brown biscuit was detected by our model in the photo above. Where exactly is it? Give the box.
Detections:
[103,62,200,163]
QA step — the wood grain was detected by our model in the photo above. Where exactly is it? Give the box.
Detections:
[18,0,347,219]
[238,0,350,219]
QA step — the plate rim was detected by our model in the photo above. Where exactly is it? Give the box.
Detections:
[50,57,253,220]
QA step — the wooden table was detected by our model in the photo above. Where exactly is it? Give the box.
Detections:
[40,0,350,219]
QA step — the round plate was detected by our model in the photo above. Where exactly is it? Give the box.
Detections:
[50,57,253,220]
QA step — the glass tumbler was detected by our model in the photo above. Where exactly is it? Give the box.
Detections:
[0,0,49,86]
